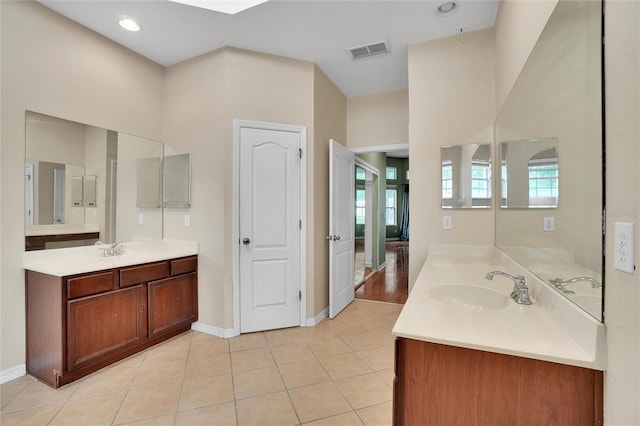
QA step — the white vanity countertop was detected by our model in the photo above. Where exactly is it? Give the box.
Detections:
[25,224,100,236]
[23,240,198,276]
[392,245,606,370]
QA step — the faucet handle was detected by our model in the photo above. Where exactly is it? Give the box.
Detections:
[513,285,533,305]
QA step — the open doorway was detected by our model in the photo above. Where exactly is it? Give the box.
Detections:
[354,161,379,287]
[353,146,409,304]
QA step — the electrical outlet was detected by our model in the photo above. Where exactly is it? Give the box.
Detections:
[543,217,555,232]
[443,216,452,230]
[614,222,635,273]
[138,213,144,225]
[184,215,191,227]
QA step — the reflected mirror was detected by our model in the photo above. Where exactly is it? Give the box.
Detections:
[25,111,164,250]
[495,0,603,320]
[441,143,491,208]
[500,138,558,208]
[163,154,191,208]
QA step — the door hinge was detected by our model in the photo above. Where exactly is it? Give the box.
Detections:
[299,290,302,300]
[299,220,302,230]
[299,148,303,159]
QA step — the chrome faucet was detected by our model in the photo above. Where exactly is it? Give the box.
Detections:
[549,276,602,293]
[485,271,533,305]
[98,242,124,257]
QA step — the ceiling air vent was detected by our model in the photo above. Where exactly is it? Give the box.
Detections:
[348,41,390,60]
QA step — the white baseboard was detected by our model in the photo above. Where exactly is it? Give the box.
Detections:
[191,322,236,338]
[0,364,26,385]
[306,306,328,326]
[377,262,387,271]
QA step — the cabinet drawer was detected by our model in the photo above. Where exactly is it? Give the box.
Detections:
[67,271,116,299]
[120,262,169,288]
[171,256,197,276]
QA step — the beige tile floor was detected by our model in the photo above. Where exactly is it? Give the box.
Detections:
[1,299,402,426]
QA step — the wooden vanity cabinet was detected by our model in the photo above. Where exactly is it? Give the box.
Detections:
[25,255,198,388]
[393,337,603,426]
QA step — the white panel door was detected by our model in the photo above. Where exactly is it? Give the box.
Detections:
[329,139,355,319]
[239,127,301,333]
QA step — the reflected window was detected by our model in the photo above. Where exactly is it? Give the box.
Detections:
[386,166,397,180]
[441,161,453,199]
[355,189,366,225]
[406,170,410,181]
[528,155,558,207]
[471,161,491,199]
[386,187,397,226]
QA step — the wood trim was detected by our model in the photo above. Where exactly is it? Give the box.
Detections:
[170,256,197,276]
[67,270,117,299]
[25,232,100,251]
[119,261,169,288]
[25,271,64,387]
[394,338,603,426]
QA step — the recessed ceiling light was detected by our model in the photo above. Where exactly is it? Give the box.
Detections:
[435,2,458,17]
[168,0,269,15]
[119,17,140,32]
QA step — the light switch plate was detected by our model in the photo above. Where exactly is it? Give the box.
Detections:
[138,213,144,225]
[443,216,452,230]
[184,215,191,227]
[614,222,635,273]
[543,216,555,232]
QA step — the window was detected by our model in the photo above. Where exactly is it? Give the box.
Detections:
[471,161,491,199]
[501,161,507,200]
[386,166,397,180]
[441,161,453,199]
[385,187,397,226]
[355,189,366,225]
[528,160,558,206]
[406,170,410,181]
[355,166,366,181]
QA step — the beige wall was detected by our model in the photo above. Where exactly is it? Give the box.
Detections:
[347,89,408,148]
[494,0,558,112]
[312,66,347,315]
[0,1,164,372]
[407,28,496,286]
[164,47,338,330]
[603,1,640,423]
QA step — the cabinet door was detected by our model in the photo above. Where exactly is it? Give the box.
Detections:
[148,273,197,338]
[67,285,147,371]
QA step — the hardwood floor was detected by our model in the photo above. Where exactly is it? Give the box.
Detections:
[355,241,408,304]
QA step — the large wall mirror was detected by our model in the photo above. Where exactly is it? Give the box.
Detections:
[25,111,164,250]
[495,0,603,320]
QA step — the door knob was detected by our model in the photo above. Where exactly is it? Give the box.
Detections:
[335,235,341,241]
[242,238,251,245]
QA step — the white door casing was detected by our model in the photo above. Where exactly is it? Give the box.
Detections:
[329,139,355,319]
[236,122,305,334]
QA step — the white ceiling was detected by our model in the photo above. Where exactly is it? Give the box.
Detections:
[39,0,499,98]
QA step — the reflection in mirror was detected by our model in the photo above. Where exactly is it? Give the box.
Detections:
[441,143,491,208]
[500,138,558,208]
[83,176,97,207]
[136,158,162,208]
[163,154,191,208]
[25,111,164,250]
[494,0,603,320]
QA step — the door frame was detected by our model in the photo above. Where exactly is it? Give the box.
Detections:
[232,120,307,337]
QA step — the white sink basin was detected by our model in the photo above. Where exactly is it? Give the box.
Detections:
[429,285,509,311]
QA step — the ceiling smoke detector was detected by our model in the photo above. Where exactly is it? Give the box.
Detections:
[347,41,390,60]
